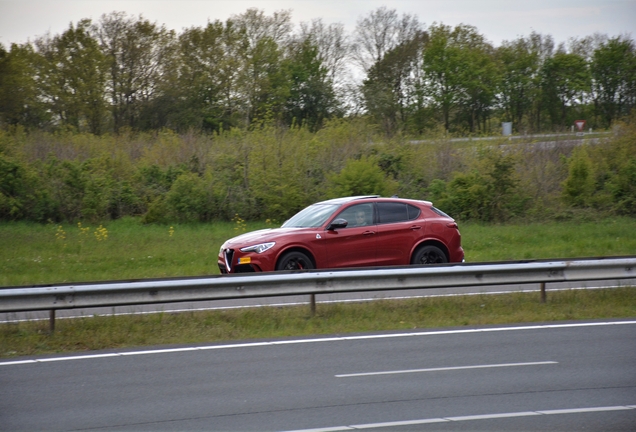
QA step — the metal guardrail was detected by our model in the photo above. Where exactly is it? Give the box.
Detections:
[409,131,611,145]
[1,257,635,331]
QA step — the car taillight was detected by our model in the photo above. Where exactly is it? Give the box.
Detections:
[446,222,458,229]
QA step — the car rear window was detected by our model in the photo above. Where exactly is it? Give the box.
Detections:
[377,202,421,223]
[430,206,452,219]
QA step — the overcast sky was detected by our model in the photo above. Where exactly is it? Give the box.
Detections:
[1,0,635,48]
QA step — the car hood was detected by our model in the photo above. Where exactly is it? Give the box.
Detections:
[222,227,310,247]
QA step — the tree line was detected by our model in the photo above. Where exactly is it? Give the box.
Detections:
[0,7,635,136]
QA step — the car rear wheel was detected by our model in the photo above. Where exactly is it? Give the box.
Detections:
[276,251,314,271]
[411,245,447,265]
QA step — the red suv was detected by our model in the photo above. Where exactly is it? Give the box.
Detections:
[218,196,464,273]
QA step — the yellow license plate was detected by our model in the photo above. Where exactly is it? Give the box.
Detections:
[238,257,251,265]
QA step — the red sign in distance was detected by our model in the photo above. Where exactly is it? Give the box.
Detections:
[575,120,586,131]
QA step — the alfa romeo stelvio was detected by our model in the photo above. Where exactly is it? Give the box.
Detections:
[218,196,464,274]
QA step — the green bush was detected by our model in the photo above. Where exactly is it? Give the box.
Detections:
[163,172,211,222]
[141,196,169,224]
[431,148,527,223]
[611,157,636,215]
[562,146,595,207]
[328,156,398,197]
[0,154,57,222]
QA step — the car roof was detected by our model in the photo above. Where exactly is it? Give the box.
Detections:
[315,195,380,205]
[315,196,432,206]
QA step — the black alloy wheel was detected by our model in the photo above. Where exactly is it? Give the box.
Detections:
[276,251,315,271]
[411,245,448,265]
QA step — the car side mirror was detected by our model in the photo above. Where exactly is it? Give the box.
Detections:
[327,218,348,230]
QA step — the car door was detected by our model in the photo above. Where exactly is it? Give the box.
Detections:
[324,203,377,268]
[375,202,423,265]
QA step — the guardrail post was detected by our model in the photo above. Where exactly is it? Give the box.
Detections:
[49,309,56,333]
[310,294,316,317]
[540,282,547,303]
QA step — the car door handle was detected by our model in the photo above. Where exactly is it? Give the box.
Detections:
[363,230,376,236]
[410,225,422,230]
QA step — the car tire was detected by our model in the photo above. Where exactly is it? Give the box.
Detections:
[276,251,315,271]
[411,245,447,265]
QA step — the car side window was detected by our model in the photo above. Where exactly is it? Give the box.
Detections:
[407,204,421,220]
[336,203,374,227]
[377,203,421,223]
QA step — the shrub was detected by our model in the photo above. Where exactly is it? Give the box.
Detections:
[0,154,57,222]
[610,157,636,215]
[327,156,398,198]
[562,146,595,207]
[431,148,527,223]
[163,172,210,222]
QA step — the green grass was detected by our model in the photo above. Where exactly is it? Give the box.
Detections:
[2,216,635,287]
[1,217,635,358]
[0,217,274,286]
[462,217,636,262]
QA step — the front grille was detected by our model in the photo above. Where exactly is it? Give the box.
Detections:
[223,249,234,273]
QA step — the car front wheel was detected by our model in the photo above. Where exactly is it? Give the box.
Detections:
[411,245,447,265]
[276,251,314,271]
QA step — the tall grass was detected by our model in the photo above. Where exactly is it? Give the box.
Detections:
[2,217,636,286]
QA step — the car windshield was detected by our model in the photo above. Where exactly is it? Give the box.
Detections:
[281,204,340,228]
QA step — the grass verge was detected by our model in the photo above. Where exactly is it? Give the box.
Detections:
[1,216,636,286]
[2,287,634,358]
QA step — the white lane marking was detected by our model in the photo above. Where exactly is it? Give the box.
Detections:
[38,353,120,362]
[335,361,558,378]
[284,405,636,432]
[1,321,635,366]
[444,411,540,421]
[537,406,634,415]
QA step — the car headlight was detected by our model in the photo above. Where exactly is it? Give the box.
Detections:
[240,242,275,254]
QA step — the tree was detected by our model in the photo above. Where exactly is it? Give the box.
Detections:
[33,20,107,134]
[283,37,338,131]
[591,37,636,127]
[352,7,422,73]
[496,36,541,132]
[541,51,590,128]
[0,43,47,129]
[362,31,427,135]
[165,19,245,132]
[456,35,498,133]
[231,8,293,126]
[519,33,556,131]
[420,24,462,131]
[93,12,176,132]
[421,24,496,133]
[298,19,350,96]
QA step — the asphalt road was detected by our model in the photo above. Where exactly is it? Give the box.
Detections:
[1,320,635,431]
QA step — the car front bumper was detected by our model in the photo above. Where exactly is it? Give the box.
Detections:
[218,248,274,273]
